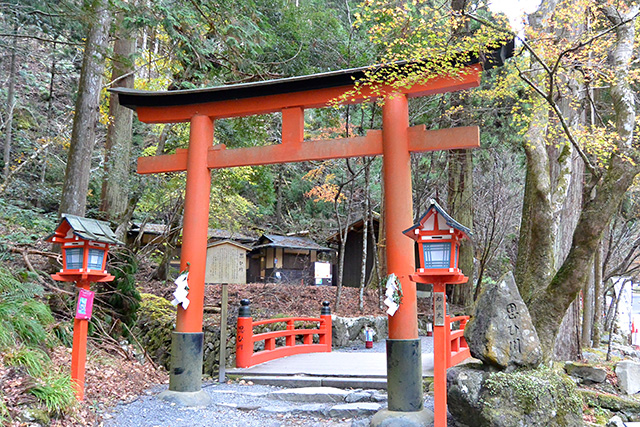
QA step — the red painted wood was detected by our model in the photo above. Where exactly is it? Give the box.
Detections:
[70,279,90,401]
[235,314,332,368]
[137,126,480,175]
[176,115,213,333]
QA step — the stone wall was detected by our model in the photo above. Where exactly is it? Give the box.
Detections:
[135,293,236,377]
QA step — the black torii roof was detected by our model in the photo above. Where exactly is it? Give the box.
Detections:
[110,43,514,110]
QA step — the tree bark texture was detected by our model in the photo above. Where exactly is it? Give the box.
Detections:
[592,242,603,346]
[447,148,474,307]
[3,24,18,180]
[59,0,112,217]
[359,161,370,311]
[101,13,136,221]
[581,258,594,348]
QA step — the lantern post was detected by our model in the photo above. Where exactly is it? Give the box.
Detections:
[403,199,472,427]
[46,214,122,400]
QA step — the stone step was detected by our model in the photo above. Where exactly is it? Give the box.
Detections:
[239,375,389,390]
[258,401,383,418]
[213,386,387,419]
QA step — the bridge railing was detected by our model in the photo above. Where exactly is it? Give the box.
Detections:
[446,315,470,368]
[235,299,332,368]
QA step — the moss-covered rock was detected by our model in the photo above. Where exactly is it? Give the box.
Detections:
[580,389,640,422]
[448,364,583,426]
[135,293,176,369]
[135,293,237,377]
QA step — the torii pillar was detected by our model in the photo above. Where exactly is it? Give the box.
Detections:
[110,58,497,419]
[376,93,428,420]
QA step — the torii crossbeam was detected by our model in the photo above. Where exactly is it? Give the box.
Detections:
[111,54,505,423]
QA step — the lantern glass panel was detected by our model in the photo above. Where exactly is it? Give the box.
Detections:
[87,248,104,270]
[65,248,83,270]
[423,242,451,269]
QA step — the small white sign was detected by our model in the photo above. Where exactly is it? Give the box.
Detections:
[171,272,190,310]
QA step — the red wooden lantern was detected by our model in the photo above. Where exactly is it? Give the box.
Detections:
[46,214,122,283]
[403,199,471,285]
[45,214,123,401]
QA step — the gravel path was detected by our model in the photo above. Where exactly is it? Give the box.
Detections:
[104,339,436,427]
[104,383,372,427]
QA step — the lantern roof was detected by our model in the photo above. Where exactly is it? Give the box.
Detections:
[403,199,472,238]
[46,214,124,245]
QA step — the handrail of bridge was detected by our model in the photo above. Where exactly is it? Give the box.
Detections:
[236,299,332,368]
[446,315,471,367]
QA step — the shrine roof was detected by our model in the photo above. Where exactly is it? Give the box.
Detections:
[46,214,123,245]
[403,199,472,237]
[252,234,332,252]
[110,43,513,110]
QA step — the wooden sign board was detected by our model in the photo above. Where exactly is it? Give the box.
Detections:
[205,240,249,284]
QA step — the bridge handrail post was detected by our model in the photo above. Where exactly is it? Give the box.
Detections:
[286,319,295,347]
[320,301,332,351]
[236,299,253,368]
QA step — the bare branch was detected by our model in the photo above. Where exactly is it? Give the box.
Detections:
[0,33,82,46]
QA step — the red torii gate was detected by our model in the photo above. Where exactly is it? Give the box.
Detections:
[111,58,495,422]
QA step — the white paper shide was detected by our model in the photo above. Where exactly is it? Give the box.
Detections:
[171,272,190,310]
[384,273,400,316]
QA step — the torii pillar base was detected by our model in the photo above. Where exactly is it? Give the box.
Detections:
[370,408,434,427]
[157,332,212,407]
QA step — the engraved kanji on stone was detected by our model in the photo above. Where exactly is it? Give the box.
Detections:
[508,324,520,336]
[506,303,519,320]
[509,338,522,354]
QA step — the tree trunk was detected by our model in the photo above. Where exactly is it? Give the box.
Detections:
[447,148,474,308]
[59,0,112,217]
[101,13,136,221]
[530,3,640,359]
[334,169,354,311]
[581,258,594,348]
[359,161,370,311]
[3,24,18,180]
[275,165,284,227]
[592,242,603,346]
[39,40,59,203]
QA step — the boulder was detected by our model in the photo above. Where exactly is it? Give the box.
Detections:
[332,316,387,347]
[564,361,607,383]
[581,389,640,421]
[465,271,542,371]
[616,360,640,395]
[607,416,625,427]
[447,364,583,427]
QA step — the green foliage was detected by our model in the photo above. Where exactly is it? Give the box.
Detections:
[0,268,52,348]
[0,199,57,244]
[28,371,76,416]
[96,249,142,331]
[5,346,50,377]
[0,267,76,416]
[0,391,10,424]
